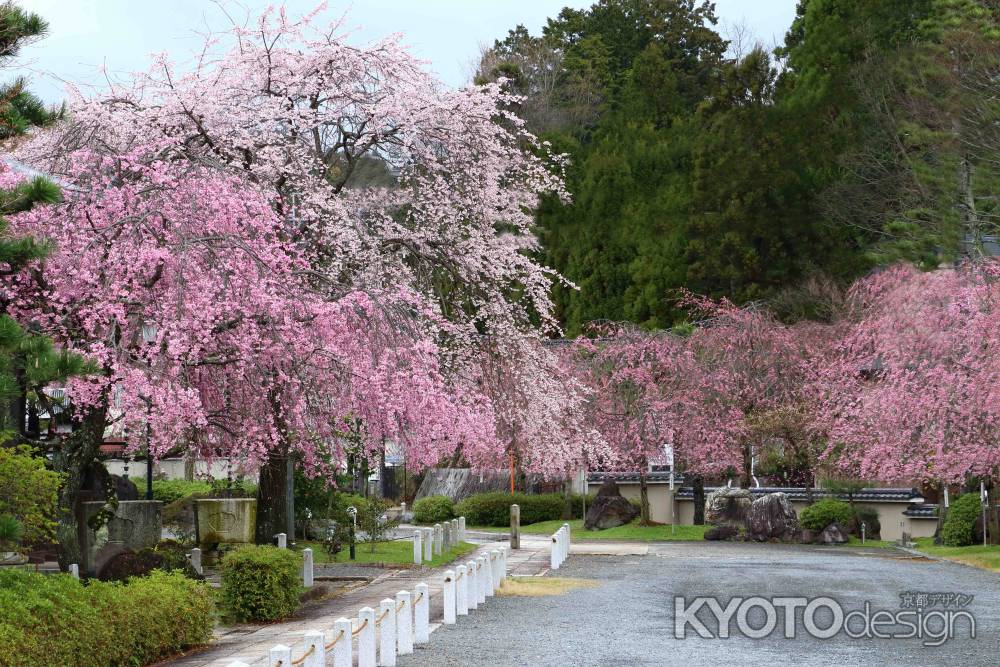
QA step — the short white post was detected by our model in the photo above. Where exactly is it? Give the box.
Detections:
[69,563,79,579]
[302,630,324,667]
[401,501,407,519]
[442,521,451,553]
[422,527,433,561]
[458,516,466,542]
[269,644,292,667]
[451,519,460,545]
[303,548,314,588]
[478,555,491,600]
[442,569,457,624]
[500,546,508,581]
[190,548,202,575]
[358,607,376,667]
[456,564,469,615]
[433,523,443,556]
[396,590,413,655]
[563,522,571,558]
[550,531,560,570]
[413,530,422,565]
[488,550,498,591]
[414,583,430,644]
[332,618,352,667]
[378,598,396,667]
[466,560,479,610]
[275,532,287,548]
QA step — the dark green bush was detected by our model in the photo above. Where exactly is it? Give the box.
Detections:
[569,494,597,519]
[99,540,199,582]
[220,545,301,622]
[0,568,212,667]
[455,492,566,526]
[412,495,455,523]
[131,478,213,504]
[800,499,854,531]
[941,493,982,547]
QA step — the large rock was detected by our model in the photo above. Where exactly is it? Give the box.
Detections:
[113,475,140,501]
[819,521,849,544]
[584,479,639,530]
[747,492,799,542]
[705,487,752,527]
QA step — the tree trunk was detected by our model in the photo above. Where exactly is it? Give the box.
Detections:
[693,475,705,525]
[563,476,573,520]
[988,483,999,546]
[52,407,106,570]
[639,471,651,526]
[254,451,291,544]
[741,439,753,488]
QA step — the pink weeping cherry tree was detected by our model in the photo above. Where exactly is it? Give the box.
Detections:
[12,5,600,543]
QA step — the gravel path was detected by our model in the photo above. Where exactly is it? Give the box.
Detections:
[404,541,1000,666]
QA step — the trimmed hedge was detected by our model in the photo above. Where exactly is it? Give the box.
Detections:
[221,545,301,622]
[412,495,455,523]
[0,569,212,667]
[800,499,854,531]
[941,493,982,547]
[456,492,567,527]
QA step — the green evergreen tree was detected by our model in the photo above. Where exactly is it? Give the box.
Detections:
[0,1,62,138]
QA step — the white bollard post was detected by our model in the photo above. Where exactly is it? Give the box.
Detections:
[490,550,501,592]
[378,598,396,667]
[443,521,452,553]
[302,630,324,667]
[478,555,491,600]
[396,590,413,656]
[69,563,79,579]
[303,548,314,588]
[275,532,287,548]
[358,607,375,667]
[414,583,430,644]
[423,527,433,562]
[443,570,457,624]
[466,560,479,610]
[332,618,352,667]
[189,548,202,575]
[269,644,292,667]
[563,522,571,558]
[551,532,560,570]
[401,501,407,520]
[451,519,460,545]
[456,564,469,615]
[433,524,443,556]
[358,607,376,667]
[413,530,422,565]
[500,545,508,581]
[458,516,466,542]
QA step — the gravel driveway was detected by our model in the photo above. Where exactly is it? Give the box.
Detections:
[404,541,1000,666]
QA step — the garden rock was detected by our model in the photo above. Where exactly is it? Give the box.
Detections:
[704,525,739,541]
[705,487,752,527]
[747,492,798,541]
[820,521,849,544]
[584,479,639,530]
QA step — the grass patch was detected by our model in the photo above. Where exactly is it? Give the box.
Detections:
[914,537,1000,572]
[846,536,893,548]
[298,540,475,567]
[497,576,599,597]
[472,519,707,541]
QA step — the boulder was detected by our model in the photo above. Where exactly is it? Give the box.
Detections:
[800,528,817,544]
[113,475,140,501]
[819,521,849,544]
[747,492,799,542]
[705,487,752,527]
[584,479,639,530]
[704,525,739,541]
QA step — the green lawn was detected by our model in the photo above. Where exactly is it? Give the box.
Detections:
[846,536,893,548]
[297,539,475,567]
[914,537,1000,572]
[471,519,707,541]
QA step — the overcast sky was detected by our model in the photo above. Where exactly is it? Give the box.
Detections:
[19,0,797,105]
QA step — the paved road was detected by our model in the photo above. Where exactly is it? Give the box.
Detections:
[405,541,1000,666]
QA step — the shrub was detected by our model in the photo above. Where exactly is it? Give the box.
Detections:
[98,540,199,582]
[569,494,597,520]
[455,492,566,527]
[0,514,23,548]
[412,495,455,523]
[941,493,982,547]
[0,568,212,667]
[139,479,213,504]
[800,499,854,531]
[0,445,62,544]
[220,545,301,622]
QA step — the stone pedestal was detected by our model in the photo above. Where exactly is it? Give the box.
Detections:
[80,499,163,576]
[195,498,257,551]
